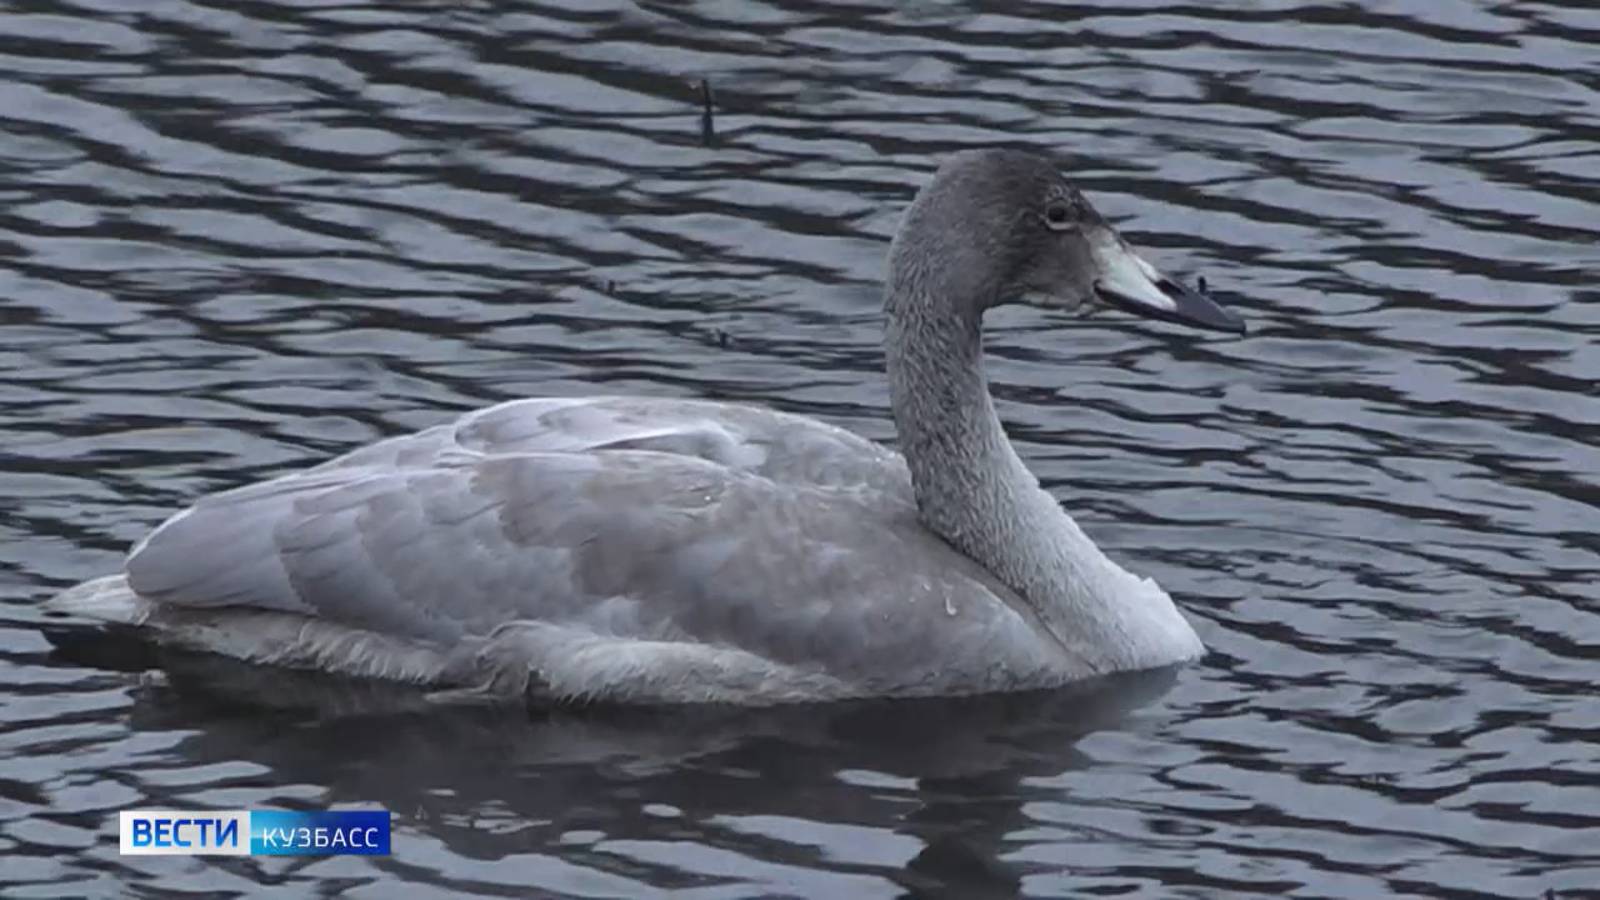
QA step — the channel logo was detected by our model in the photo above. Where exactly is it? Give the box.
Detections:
[119,809,390,856]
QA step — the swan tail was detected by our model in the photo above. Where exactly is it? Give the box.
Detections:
[45,574,153,626]
[41,575,163,672]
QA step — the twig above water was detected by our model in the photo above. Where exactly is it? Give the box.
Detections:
[699,79,715,146]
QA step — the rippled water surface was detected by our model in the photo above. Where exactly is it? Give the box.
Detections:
[3,1,1598,897]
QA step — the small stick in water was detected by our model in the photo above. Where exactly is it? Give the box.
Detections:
[700,79,715,146]
[1197,275,1208,293]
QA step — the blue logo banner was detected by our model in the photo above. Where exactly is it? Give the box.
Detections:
[120,809,391,856]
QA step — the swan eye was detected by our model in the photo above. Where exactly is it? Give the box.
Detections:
[1044,203,1073,229]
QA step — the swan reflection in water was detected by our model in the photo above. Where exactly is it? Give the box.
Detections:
[99,642,1185,895]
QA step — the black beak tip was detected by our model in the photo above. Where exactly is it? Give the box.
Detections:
[1098,277,1248,336]
[1161,278,1247,335]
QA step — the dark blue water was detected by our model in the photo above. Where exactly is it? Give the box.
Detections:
[2,1,1597,897]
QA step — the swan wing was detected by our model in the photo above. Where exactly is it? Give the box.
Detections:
[122,444,1063,700]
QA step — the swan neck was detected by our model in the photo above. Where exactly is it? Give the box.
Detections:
[882,280,1201,671]
[884,287,1029,550]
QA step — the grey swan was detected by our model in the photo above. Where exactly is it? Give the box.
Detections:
[47,149,1245,705]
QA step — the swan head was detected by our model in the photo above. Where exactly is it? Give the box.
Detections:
[888,149,1245,334]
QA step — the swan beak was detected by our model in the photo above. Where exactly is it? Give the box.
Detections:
[1091,234,1246,335]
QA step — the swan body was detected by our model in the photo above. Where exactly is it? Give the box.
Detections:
[47,149,1244,705]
